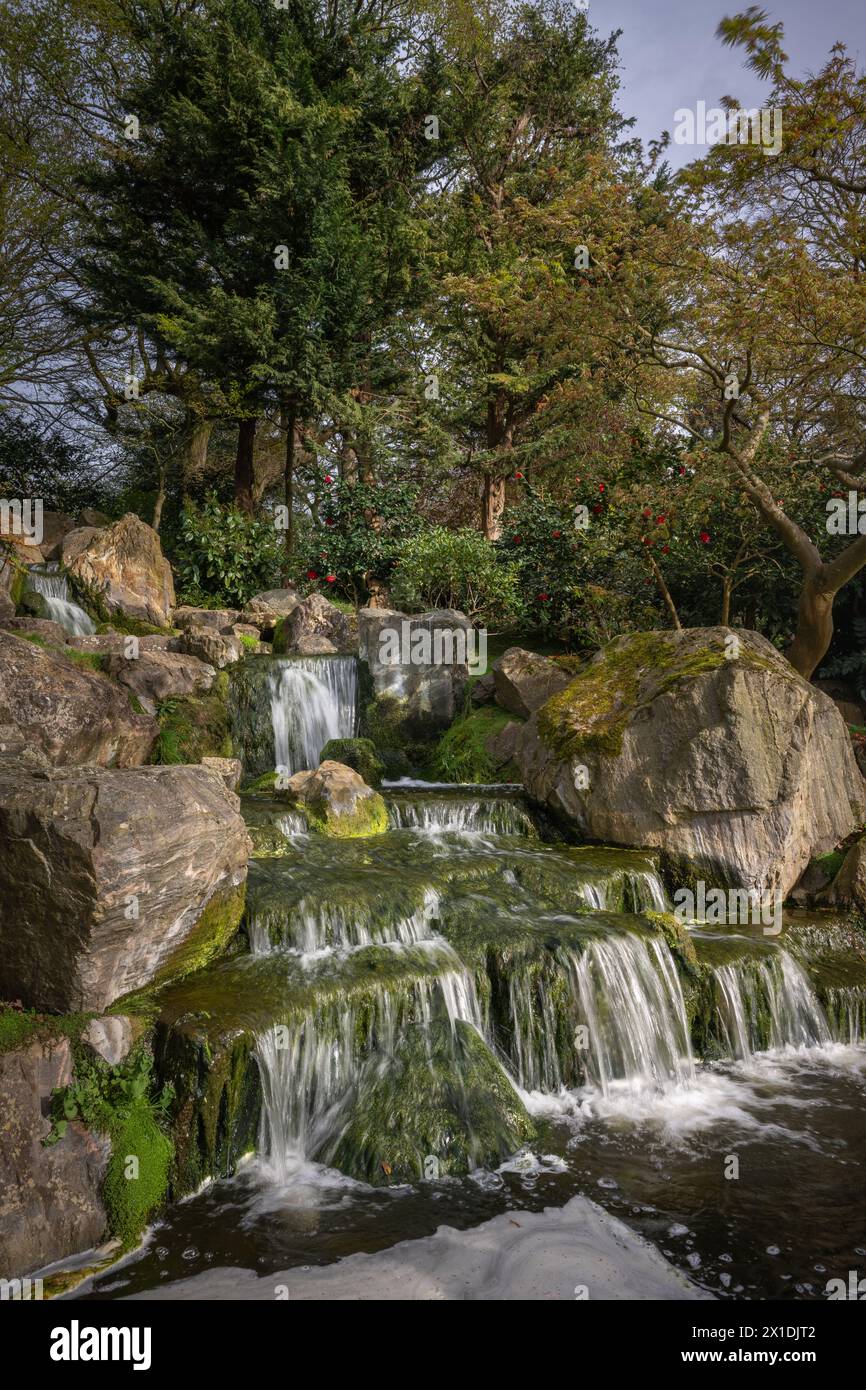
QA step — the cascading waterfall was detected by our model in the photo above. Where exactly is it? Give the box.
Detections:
[27,565,95,636]
[824,986,866,1044]
[268,655,357,775]
[578,871,668,914]
[248,886,443,956]
[387,795,535,837]
[712,951,831,1058]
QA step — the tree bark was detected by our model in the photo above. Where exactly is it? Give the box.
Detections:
[152,459,167,533]
[235,417,257,514]
[720,575,732,627]
[648,554,682,629]
[282,402,296,582]
[482,390,512,540]
[184,416,212,483]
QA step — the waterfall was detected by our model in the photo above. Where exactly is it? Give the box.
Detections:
[387,795,534,837]
[713,951,831,1059]
[267,656,357,775]
[249,887,443,956]
[27,566,94,636]
[824,986,866,1044]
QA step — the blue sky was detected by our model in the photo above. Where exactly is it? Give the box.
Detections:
[588,0,866,166]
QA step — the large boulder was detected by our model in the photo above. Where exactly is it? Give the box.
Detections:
[492,647,571,719]
[358,607,475,742]
[1,616,70,645]
[0,764,251,1012]
[176,626,242,669]
[282,759,388,837]
[272,592,352,654]
[240,587,299,635]
[0,630,158,767]
[61,513,175,627]
[104,648,216,714]
[172,605,240,633]
[0,1035,109,1277]
[821,836,866,913]
[515,627,866,897]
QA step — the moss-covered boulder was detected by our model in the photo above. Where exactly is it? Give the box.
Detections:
[327,1020,536,1183]
[516,627,866,896]
[431,705,521,783]
[151,671,233,764]
[283,759,388,837]
[320,736,384,787]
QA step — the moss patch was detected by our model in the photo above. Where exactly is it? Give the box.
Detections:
[303,788,389,838]
[538,629,781,761]
[431,706,516,783]
[0,1004,92,1054]
[144,882,247,995]
[151,672,232,764]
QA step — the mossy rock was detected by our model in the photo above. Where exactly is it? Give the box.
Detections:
[16,588,50,619]
[151,672,232,764]
[537,628,779,761]
[320,737,385,787]
[303,786,389,838]
[327,1020,536,1183]
[431,705,517,783]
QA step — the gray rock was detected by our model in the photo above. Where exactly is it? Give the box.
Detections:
[176,626,242,670]
[283,760,388,836]
[485,719,522,772]
[359,607,475,739]
[172,605,240,632]
[0,630,158,767]
[240,588,299,634]
[0,1036,109,1278]
[273,593,351,654]
[493,647,571,719]
[514,627,866,897]
[0,723,51,771]
[293,633,338,655]
[0,763,251,1011]
[62,513,175,628]
[0,616,70,644]
[80,1015,136,1067]
[821,836,866,913]
[470,672,496,706]
[104,648,216,714]
[201,755,243,793]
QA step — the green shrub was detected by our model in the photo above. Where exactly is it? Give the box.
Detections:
[391,527,523,628]
[431,706,516,782]
[177,494,283,606]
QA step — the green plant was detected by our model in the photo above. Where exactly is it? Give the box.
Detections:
[392,527,523,628]
[177,495,283,606]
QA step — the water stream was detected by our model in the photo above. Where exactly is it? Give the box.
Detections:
[27,565,95,636]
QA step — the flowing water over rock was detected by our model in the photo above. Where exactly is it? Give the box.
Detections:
[27,565,95,636]
[230,653,358,777]
[82,786,866,1302]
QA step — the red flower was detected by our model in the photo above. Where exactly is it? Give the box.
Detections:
[662,545,670,554]
[642,509,652,519]
[514,471,524,480]
[306,570,318,580]
[537,592,549,601]
[324,474,333,484]
[592,504,602,514]
[598,483,605,492]
[325,518,334,526]
[551,530,561,538]
[656,515,666,524]
[679,466,686,475]
[699,530,710,544]
[512,535,522,544]
[325,574,336,583]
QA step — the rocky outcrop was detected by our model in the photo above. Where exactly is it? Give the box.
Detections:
[0,764,251,1011]
[201,755,243,792]
[104,648,216,714]
[0,630,158,767]
[492,647,571,719]
[359,607,475,742]
[282,759,388,837]
[1,616,70,644]
[62,513,175,628]
[514,628,866,896]
[0,1035,109,1277]
[176,627,242,670]
[240,588,299,636]
[273,593,352,654]
[821,836,866,913]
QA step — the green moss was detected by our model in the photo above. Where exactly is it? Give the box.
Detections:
[16,588,50,619]
[0,1005,92,1054]
[303,788,389,838]
[239,633,259,651]
[538,630,781,761]
[63,648,105,674]
[151,676,232,764]
[812,850,845,884]
[144,883,247,995]
[320,737,385,787]
[102,1103,172,1248]
[431,705,516,783]
[327,1020,536,1184]
[242,770,279,795]
[643,910,700,974]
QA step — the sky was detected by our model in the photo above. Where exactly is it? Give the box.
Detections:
[586,0,866,167]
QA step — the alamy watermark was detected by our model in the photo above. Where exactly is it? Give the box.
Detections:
[826,491,866,535]
[0,497,43,547]
[673,102,783,157]
[377,621,487,676]
[673,881,782,936]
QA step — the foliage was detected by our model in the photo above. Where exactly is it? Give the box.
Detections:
[392,525,523,627]
[298,471,423,602]
[431,705,516,782]
[176,495,282,606]
[0,416,105,515]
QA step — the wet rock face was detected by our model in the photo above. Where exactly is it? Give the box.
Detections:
[61,512,175,627]
[0,764,251,1012]
[272,593,352,654]
[0,1036,109,1278]
[103,648,216,714]
[0,630,158,767]
[515,627,866,896]
[358,607,474,739]
[492,647,571,719]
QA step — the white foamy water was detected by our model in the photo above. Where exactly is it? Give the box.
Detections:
[267,655,357,774]
[27,566,94,636]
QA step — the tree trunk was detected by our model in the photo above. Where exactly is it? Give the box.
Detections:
[235,417,257,514]
[184,416,212,483]
[482,473,507,541]
[482,389,512,540]
[720,576,732,627]
[648,554,682,629]
[282,402,296,583]
[152,459,167,533]
[785,574,836,678]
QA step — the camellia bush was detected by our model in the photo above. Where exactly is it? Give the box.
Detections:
[176,494,283,607]
[297,472,422,603]
[496,487,586,637]
[391,526,524,629]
